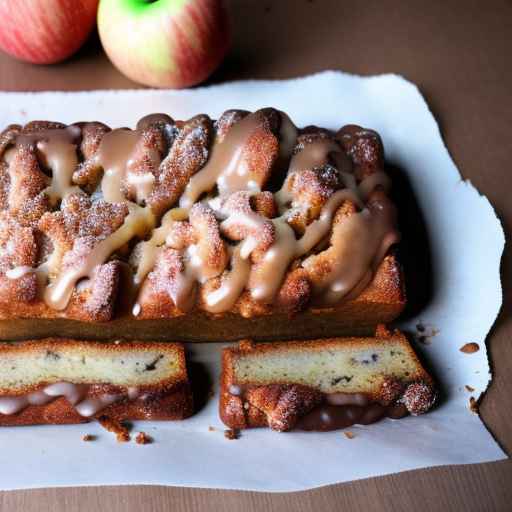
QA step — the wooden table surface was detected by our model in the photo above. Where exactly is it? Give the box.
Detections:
[0,1,510,510]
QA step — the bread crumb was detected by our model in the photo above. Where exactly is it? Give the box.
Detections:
[465,385,475,392]
[415,323,439,344]
[460,343,480,354]
[469,396,479,413]
[208,426,216,432]
[343,431,355,439]
[98,415,131,442]
[82,434,96,442]
[416,323,426,333]
[117,432,130,442]
[135,432,153,445]
[224,428,240,440]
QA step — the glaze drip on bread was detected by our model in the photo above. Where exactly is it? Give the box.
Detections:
[0,111,400,323]
[0,382,132,418]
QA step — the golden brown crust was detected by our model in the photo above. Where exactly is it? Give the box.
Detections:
[0,338,193,426]
[220,328,435,431]
[0,113,405,341]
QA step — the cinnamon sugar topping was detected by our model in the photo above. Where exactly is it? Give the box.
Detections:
[0,110,399,318]
[400,382,436,415]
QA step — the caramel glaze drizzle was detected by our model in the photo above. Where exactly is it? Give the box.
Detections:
[202,137,395,307]
[44,127,156,310]
[295,401,408,431]
[31,126,83,206]
[5,110,398,315]
[0,382,141,418]
[296,391,408,431]
[229,386,408,432]
[204,245,251,313]
[179,111,297,208]
[133,110,299,312]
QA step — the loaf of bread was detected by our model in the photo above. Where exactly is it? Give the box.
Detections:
[0,339,192,426]
[220,326,436,431]
[0,110,404,341]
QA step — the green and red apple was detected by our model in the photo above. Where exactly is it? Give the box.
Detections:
[0,0,99,64]
[98,0,230,88]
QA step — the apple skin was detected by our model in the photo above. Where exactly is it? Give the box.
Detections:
[98,0,230,88]
[0,0,99,64]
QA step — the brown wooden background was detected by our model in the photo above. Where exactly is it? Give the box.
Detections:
[0,1,510,510]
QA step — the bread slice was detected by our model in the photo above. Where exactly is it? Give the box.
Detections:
[220,326,436,431]
[0,112,404,342]
[0,339,193,426]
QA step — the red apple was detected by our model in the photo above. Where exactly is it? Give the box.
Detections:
[97,0,230,88]
[0,0,99,64]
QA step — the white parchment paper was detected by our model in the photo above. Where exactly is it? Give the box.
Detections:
[0,72,506,492]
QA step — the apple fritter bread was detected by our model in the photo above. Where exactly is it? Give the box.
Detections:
[0,110,404,341]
